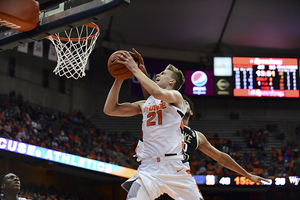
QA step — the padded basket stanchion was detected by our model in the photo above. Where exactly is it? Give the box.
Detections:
[46,22,100,79]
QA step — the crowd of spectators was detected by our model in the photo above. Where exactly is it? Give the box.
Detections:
[1,90,299,181]
[0,91,138,169]
[15,182,112,200]
[190,125,299,178]
[242,127,268,150]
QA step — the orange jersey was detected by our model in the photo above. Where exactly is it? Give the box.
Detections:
[136,95,186,160]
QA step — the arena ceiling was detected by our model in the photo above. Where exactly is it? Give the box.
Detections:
[94,0,300,62]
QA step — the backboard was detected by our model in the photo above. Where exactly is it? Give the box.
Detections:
[0,0,130,51]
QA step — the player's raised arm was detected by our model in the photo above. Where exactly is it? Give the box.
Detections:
[197,131,270,184]
[129,48,151,100]
[103,78,143,117]
[117,51,184,106]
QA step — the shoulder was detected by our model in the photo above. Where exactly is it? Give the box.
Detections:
[196,130,207,146]
[196,130,206,139]
[171,90,183,101]
[166,89,183,101]
[184,126,195,135]
[171,91,185,110]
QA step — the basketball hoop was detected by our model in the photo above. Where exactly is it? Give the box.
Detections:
[46,22,100,79]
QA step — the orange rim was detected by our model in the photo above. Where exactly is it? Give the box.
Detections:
[46,22,100,42]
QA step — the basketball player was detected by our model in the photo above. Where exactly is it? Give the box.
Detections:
[0,173,26,200]
[181,95,270,184]
[104,49,203,200]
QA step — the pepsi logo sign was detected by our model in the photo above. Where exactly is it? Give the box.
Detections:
[191,71,208,87]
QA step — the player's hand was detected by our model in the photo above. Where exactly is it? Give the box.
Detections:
[130,48,145,70]
[117,51,138,72]
[248,174,271,185]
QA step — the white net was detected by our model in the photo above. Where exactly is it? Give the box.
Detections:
[47,23,100,79]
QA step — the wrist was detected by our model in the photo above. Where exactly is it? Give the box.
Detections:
[115,79,124,84]
[131,67,141,75]
[245,172,251,178]
[138,64,145,69]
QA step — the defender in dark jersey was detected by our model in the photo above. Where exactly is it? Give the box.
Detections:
[182,96,199,164]
[157,96,270,199]
[182,125,199,163]
[182,95,270,184]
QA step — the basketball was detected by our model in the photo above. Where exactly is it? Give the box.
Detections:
[107,50,133,80]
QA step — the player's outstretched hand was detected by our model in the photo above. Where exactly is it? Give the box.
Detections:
[248,174,271,185]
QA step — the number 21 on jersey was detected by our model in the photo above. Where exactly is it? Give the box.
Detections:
[147,110,162,126]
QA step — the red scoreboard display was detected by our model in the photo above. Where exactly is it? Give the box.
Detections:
[233,57,299,98]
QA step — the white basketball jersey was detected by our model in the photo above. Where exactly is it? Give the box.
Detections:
[136,95,186,160]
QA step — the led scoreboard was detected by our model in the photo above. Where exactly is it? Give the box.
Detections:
[193,175,300,186]
[233,57,299,98]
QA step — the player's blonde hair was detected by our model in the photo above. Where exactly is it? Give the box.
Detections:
[165,64,185,90]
